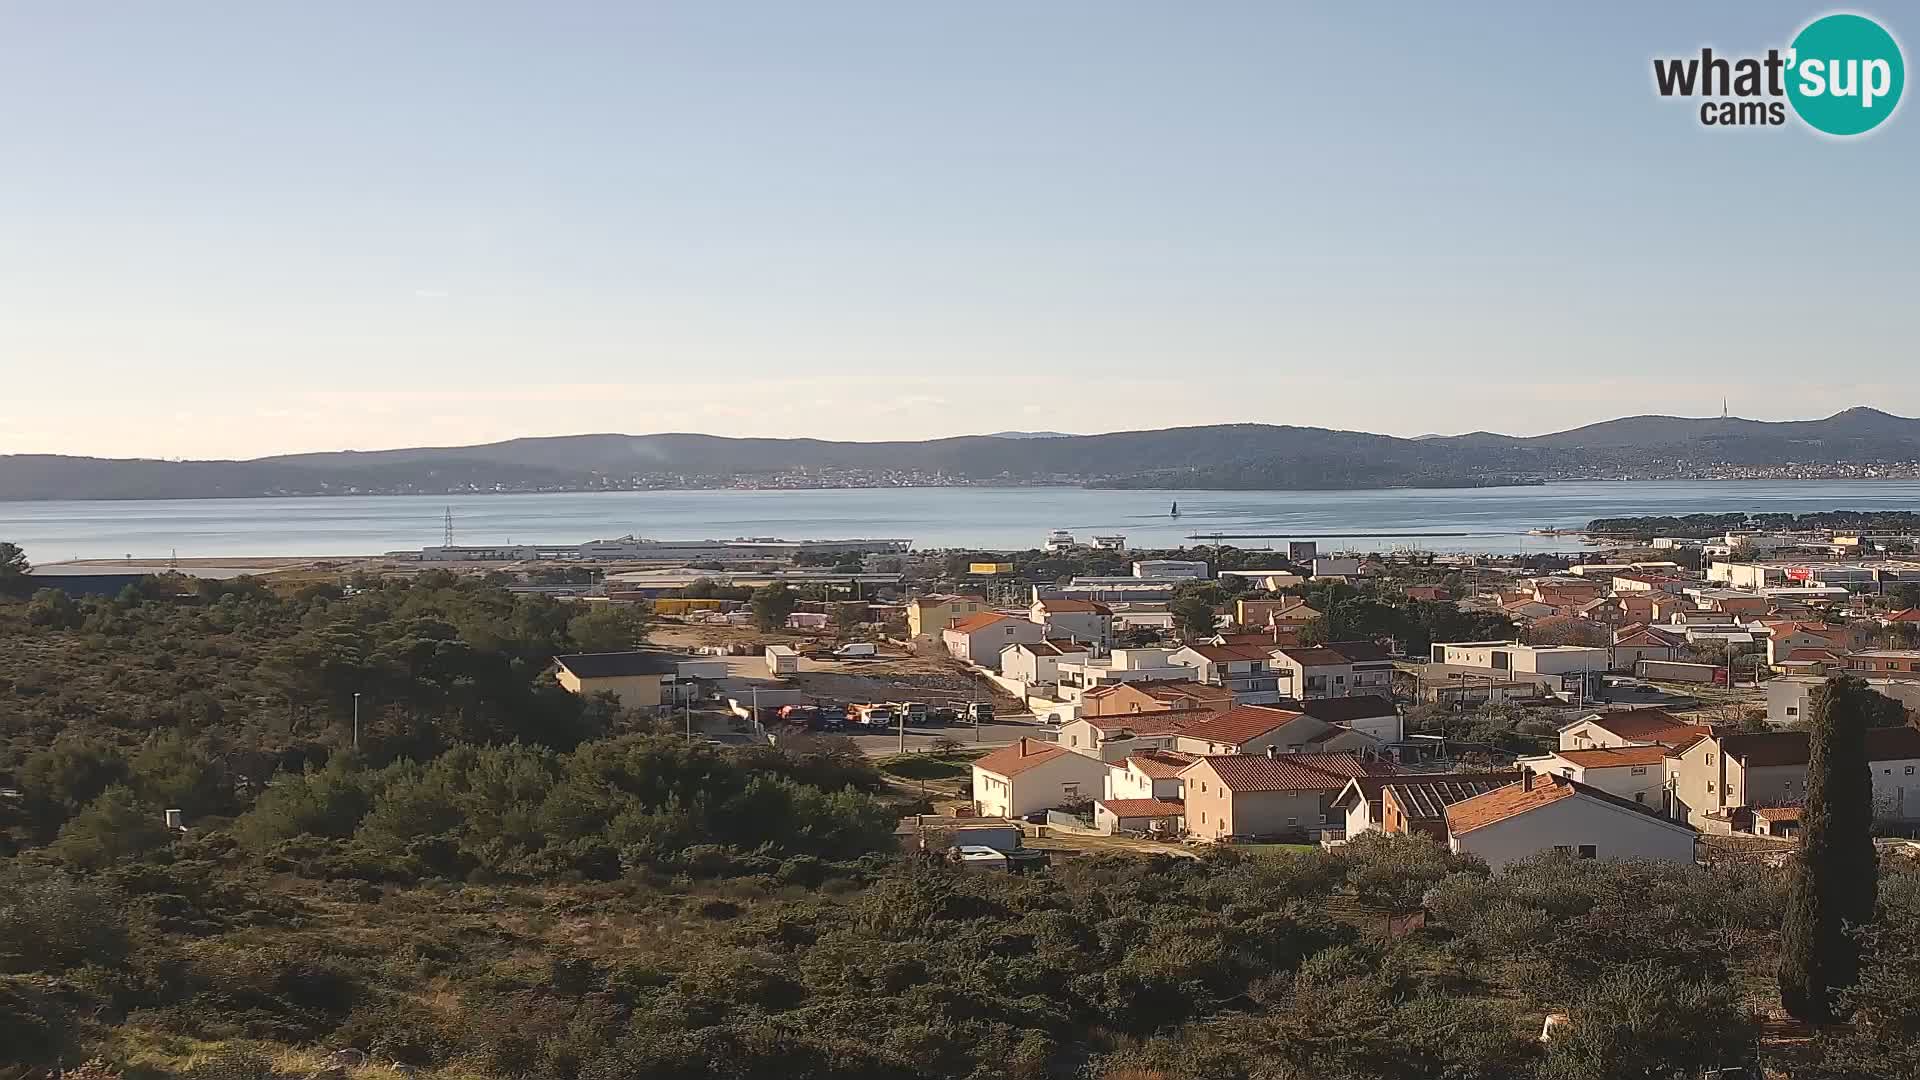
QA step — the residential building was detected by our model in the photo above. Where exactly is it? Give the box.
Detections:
[1105,749,1197,801]
[1331,772,1519,839]
[1169,643,1284,703]
[1665,726,1920,830]
[1054,648,1198,696]
[1380,778,1515,841]
[1297,694,1403,743]
[942,612,1046,669]
[1030,598,1115,650]
[1610,624,1688,670]
[1517,745,1668,807]
[1234,598,1322,631]
[1056,708,1217,762]
[1180,752,1399,841]
[1444,774,1698,870]
[1270,641,1393,700]
[553,651,684,709]
[907,594,988,639]
[1093,797,1187,835]
[1133,559,1208,579]
[1845,649,1920,678]
[1081,680,1234,717]
[1171,705,1376,757]
[1557,709,1709,752]
[1766,674,1920,726]
[970,738,1115,819]
[1000,640,1091,691]
[1218,569,1306,591]
[1757,621,1860,667]
[1404,586,1451,602]
[1432,641,1609,676]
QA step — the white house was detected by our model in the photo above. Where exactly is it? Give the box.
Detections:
[1431,641,1609,676]
[1030,598,1115,650]
[1516,745,1669,808]
[1000,640,1092,692]
[1132,559,1209,579]
[1271,641,1395,700]
[1168,644,1284,703]
[1105,749,1196,801]
[942,612,1046,669]
[970,738,1116,819]
[1443,773,1697,870]
[1298,695,1403,744]
[1557,709,1707,752]
[1056,708,1215,762]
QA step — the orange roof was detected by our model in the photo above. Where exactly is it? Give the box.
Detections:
[1444,774,1689,835]
[1079,707,1217,735]
[1191,753,1398,792]
[947,611,1018,634]
[1752,805,1803,822]
[1097,798,1186,817]
[1177,705,1306,746]
[1444,776,1578,834]
[1573,709,1697,743]
[1126,749,1199,778]
[972,737,1077,779]
[1553,745,1670,769]
[1888,608,1920,623]
[1142,681,1235,703]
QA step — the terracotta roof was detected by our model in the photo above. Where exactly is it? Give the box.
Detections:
[1553,745,1671,769]
[1096,798,1186,818]
[1752,805,1803,822]
[1143,681,1235,703]
[947,612,1018,634]
[1126,750,1199,778]
[1177,705,1306,746]
[1887,608,1920,623]
[1299,695,1397,724]
[1444,774,1690,836]
[1191,752,1399,792]
[1569,709,1693,742]
[1079,707,1217,735]
[973,738,1078,779]
[1384,778,1515,820]
[1615,623,1686,647]
[1037,598,1112,614]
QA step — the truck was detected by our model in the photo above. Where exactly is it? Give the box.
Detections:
[853,703,896,728]
[964,702,995,725]
[765,644,800,675]
[893,701,929,727]
[834,642,878,658]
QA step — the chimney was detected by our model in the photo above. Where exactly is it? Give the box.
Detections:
[1522,771,1534,792]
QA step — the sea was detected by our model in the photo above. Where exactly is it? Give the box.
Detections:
[5,479,1920,566]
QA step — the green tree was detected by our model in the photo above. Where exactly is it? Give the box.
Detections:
[1780,676,1880,1022]
[1172,594,1218,640]
[23,588,79,628]
[750,582,798,632]
[49,786,172,869]
[567,604,648,652]
[0,540,28,596]
[129,732,231,818]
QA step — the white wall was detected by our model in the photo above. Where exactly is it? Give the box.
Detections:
[1449,792,1695,870]
[973,753,1114,818]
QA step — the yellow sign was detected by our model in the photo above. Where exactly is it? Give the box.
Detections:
[969,561,1015,575]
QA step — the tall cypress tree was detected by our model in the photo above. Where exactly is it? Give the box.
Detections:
[1778,675,1879,1022]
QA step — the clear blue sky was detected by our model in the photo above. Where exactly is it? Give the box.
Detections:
[2,3,1913,458]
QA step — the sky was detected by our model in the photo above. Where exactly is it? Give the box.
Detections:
[2,2,1915,459]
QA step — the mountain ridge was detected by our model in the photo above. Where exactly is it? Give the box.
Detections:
[4,409,1917,500]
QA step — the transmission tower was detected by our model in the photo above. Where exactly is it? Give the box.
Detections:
[443,506,455,547]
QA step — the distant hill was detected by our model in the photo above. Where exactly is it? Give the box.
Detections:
[3,409,1917,499]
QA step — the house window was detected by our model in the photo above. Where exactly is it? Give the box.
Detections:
[1630,766,1647,776]
[1908,766,1916,775]
[1552,845,1573,854]
[1786,706,1799,717]
[1201,812,1207,824]
[1706,781,1715,793]
[1577,845,1597,859]
[1287,817,1298,827]
[1062,784,1079,799]
[1634,792,1646,804]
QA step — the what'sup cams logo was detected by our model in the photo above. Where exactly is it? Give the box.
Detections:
[1654,12,1904,135]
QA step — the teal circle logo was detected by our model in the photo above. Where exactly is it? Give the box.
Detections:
[1786,13,1904,135]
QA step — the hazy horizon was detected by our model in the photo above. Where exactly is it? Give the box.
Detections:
[4,3,1915,459]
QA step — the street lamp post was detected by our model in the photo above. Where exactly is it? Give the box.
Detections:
[352,692,361,752]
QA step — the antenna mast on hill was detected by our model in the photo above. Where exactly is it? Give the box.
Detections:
[443,506,455,547]
[1722,398,1729,419]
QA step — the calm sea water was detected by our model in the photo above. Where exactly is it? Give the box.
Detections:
[5,480,1920,564]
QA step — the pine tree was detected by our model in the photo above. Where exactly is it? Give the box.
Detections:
[1778,675,1880,1022]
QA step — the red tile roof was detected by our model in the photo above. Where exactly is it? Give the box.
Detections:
[1445,774,1692,836]
[1142,681,1235,703]
[973,737,1079,779]
[1079,707,1218,735]
[1096,798,1186,818]
[1274,646,1355,667]
[1177,705,1306,746]
[947,612,1018,634]
[1191,752,1399,792]
[1752,805,1802,822]
[1126,750,1199,778]
[1553,745,1671,769]
[1572,709,1696,743]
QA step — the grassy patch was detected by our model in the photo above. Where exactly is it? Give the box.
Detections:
[876,751,982,780]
